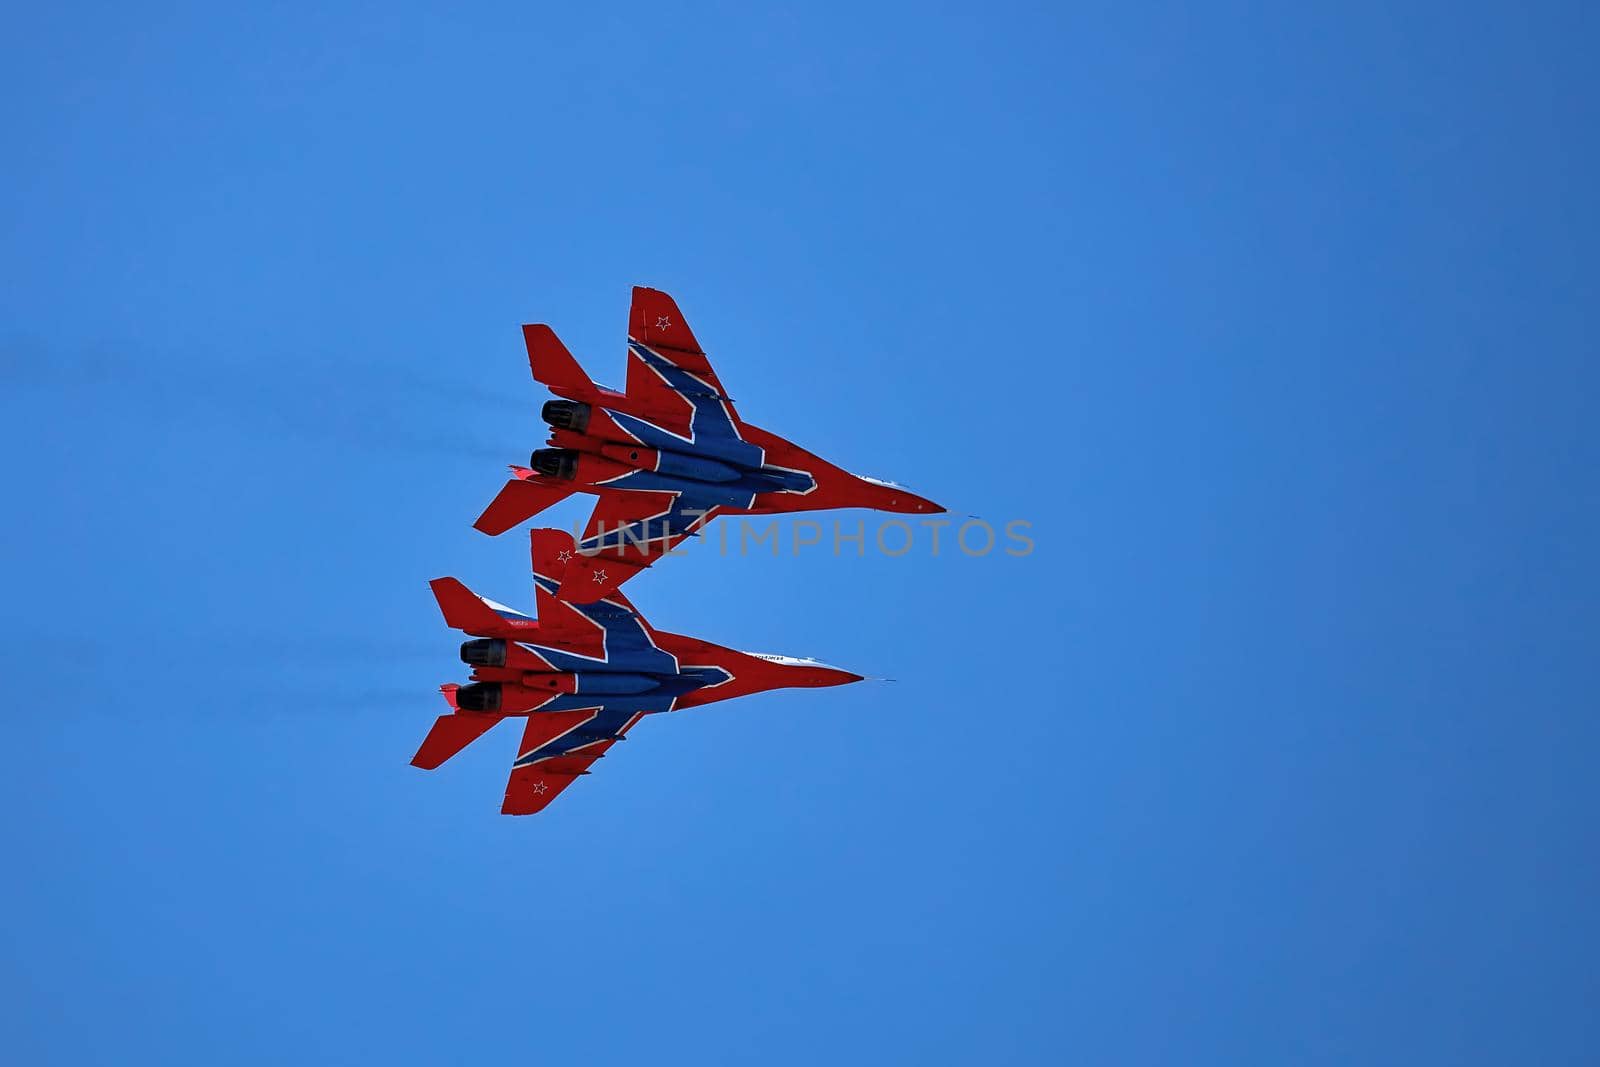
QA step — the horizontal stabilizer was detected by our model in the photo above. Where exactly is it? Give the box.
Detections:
[524,324,594,396]
[475,477,573,536]
[430,577,514,634]
[411,708,504,770]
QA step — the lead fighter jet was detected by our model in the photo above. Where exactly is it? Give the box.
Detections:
[414,529,862,814]
[475,287,943,602]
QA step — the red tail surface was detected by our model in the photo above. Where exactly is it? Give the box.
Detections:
[412,715,503,769]
[411,686,504,769]
[524,324,595,398]
[475,476,573,535]
[430,578,515,634]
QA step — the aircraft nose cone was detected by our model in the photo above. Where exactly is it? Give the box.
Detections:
[883,489,944,514]
[805,667,863,687]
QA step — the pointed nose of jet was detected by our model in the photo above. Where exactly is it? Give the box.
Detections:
[886,489,944,514]
[749,653,864,689]
[795,665,864,688]
[857,479,944,514]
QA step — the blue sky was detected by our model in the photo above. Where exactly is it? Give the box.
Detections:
[2,2,1596,1063]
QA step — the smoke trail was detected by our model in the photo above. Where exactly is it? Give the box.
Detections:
[1,338,531,462]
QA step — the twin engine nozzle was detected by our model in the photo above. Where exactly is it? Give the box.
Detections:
[529,447,579,480]
[541,399,590,432]
[456,682,505,712]
[460,638,507,667]
[529,401,592,480]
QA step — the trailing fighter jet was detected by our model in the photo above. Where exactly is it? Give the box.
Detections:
[413,529,862,814]
[475,286,943,602]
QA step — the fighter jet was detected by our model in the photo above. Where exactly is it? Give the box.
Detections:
[413,529,862,814]
[475,286,943,602]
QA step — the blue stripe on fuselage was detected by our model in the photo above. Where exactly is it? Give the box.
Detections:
[509,573,734,766]
[613,343,764,468]
[575,344,814,551]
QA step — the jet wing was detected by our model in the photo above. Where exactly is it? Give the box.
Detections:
[561,492,718,602]
[502,709,646,815]
[625,286,737,415]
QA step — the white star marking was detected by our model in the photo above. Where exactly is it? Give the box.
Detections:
[655,315,671,329]
[531,781,549,796]
[556,549,572,562]
[592,569,608,584]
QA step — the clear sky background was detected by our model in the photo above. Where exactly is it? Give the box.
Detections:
[2,3,1596,1064]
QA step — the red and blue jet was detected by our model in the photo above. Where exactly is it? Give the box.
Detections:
[475,287,943,602]
[414,529,862,814]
